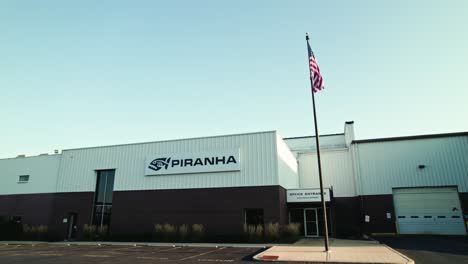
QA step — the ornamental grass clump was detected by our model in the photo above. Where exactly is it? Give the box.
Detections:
[253,224,263,241]
[83,224,97,241]
[179,224,189,242]
[22,224,33,240]
[22,224,49,241]
[97,225,109,241]
[264,222,280,242]
[283,223,301,241]
[243,224,264,242]
[153,223,163,241]
[191,224,205,242]
[37,225,48,241]
[162,224,177,241]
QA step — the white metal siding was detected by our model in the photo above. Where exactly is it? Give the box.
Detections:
[297,149,356,197]
[276,134,299,189]
[0,155,61,194]
[56,132,279,192]
[353,136,468,195]
[393,187,466,235]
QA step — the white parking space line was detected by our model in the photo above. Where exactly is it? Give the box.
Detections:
[179,247,226,261]
[198,259,234,262]
[82,254,112,258]
[137,256,169,260]
[158,246,182,252]
[38,253,64,256]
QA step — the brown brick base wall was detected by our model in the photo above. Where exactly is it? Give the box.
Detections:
[111,186,288,238]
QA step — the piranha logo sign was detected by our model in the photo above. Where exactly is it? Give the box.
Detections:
[148,155,238,172]
[148,158,171,171]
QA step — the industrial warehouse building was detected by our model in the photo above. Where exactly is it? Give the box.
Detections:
[0,121,467,241]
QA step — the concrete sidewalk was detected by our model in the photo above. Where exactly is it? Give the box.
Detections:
[253,238,414,263]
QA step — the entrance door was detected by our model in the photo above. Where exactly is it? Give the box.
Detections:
[304,209,319,237]
[67,213,78,240]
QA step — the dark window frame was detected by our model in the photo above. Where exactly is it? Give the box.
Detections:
[244,208,264,226]
[91,169,116,228]
[18,175,29,183]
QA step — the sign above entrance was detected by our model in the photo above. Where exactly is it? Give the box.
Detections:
[145,149,241,176]
[286,188,331,203]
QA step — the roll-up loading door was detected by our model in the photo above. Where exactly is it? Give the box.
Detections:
[393,187,466,235]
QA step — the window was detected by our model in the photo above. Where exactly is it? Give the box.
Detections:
[244,209,264,226]
[92,170,115,228]
[18,175,29,183]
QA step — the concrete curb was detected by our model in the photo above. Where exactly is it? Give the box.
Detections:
[253,252,414,264]
[0,240,283,248]
[0,241,48,245]
[379,244,414,264]
[367,236,414,264]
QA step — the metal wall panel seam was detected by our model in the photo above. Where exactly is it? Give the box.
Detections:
[52,154,63,194]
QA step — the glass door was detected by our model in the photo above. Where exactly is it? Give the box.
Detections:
[67,213,78,240]
[304,208,319,237]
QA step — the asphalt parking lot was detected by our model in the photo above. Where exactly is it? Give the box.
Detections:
[0,244,277,264]
[376,236,468,264]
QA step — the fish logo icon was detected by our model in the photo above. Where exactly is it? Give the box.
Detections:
[148,158,171,171]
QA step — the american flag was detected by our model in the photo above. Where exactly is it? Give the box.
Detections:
[307,42,324,93]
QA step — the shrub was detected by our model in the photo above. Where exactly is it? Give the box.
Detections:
[264,222,280,242]
[179,224,189,241]
[83,224,97,241]
[191,224,205,242]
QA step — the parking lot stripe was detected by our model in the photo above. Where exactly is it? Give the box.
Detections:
[179,247,226,261]
[197,258,234,262]
[38,253,64,256]
[158,246,182,252]
[137,256,169,260]
[82,254,112,258]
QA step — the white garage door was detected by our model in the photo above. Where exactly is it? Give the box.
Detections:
[393,187,466,235]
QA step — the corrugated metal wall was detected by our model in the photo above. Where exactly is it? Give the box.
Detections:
[2,130,467,197]
[353,135,468,195]
[0,155,61,194]
[297,149,356,197]
[276,134,299,189]
[56,131,280,192]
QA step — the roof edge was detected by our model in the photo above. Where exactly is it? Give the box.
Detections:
[0,154,61,161]
[352,131,468,144]
[63,130,278,152]
[283,133,344,140]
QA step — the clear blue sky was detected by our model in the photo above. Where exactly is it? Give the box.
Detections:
[1,0,467,158]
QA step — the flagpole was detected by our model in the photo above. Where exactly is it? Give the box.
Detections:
[306,32,329,252]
